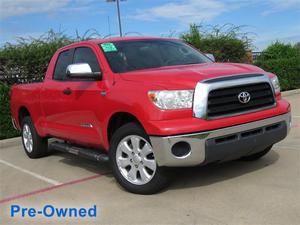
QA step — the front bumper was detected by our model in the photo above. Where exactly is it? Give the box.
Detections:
[150,112,291,167]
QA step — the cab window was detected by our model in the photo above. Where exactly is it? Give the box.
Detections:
[53,49,73,80]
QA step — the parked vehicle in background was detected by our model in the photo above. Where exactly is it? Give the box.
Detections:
[10,37,291,194]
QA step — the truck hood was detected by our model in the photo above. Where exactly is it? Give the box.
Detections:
[120,63,266,89]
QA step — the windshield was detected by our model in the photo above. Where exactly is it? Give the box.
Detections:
[99,40,211,73]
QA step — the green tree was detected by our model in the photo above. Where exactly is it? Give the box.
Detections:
[293,42,300,53]
[0,30,73,84]
[181,24,252,62]
[180,24,202,49]
[255,42,300,91]
[257,41,299,61]
[0,82,20,139]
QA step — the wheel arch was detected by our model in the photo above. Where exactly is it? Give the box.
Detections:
[106,112,145,144]
[18,106,31,127]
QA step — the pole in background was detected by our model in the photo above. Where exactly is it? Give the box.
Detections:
[116,0,122,37]
[106,0,125,37]
[107,16,111,37]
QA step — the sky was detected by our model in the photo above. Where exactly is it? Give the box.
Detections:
[0,0,299,51]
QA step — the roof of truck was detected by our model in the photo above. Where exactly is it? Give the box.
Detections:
[57,36,181,52]
[90,36,179,43]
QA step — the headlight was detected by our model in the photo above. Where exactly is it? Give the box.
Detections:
[271,76,280,93]
[148,90,194,109]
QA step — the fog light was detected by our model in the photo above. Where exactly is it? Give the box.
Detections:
[171,142,191,158]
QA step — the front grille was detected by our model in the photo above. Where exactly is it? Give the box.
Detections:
[207,82,275,118]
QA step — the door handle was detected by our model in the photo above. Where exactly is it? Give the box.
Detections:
[63,88,72,95]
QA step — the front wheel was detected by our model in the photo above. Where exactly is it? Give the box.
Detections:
[109,123,169,194]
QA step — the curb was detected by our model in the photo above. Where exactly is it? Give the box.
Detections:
[282,88,300,97]
[0,137,21,149]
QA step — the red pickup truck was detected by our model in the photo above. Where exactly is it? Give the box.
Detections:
[10,37,291,194]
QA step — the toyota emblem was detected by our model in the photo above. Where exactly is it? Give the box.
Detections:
[238,91,251,104]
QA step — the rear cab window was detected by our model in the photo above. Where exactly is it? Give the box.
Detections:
[53,49,73,80]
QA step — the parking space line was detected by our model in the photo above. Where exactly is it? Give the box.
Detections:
[274,144,299,150]
[0,159,62,185]
[274,146,299,150]
[292,115,300,118]
[0,173,106,204]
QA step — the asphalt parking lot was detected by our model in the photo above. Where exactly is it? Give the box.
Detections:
[0,93,299,225]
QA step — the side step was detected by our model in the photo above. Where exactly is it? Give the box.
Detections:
[49,141,109,162]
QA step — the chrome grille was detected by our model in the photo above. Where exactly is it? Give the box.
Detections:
[207,82,275,118]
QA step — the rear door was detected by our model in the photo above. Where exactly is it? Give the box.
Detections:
[40,48,74,138]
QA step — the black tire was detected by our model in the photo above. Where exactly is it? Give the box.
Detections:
[240,146,272,161]
[21,116,48,158]
[109,123,169,194]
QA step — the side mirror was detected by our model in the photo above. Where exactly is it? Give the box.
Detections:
[205,53,215,62]
[66,63,102,80]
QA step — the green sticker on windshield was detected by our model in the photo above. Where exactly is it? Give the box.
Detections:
[101,42,117,52]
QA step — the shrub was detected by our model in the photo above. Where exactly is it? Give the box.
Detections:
[256,41,299,61]
[255,42,300,91]
[0,30,74,85]
[0,82,20,139]
[181,24,252,62]
[294,42,300,53]
[255,56,300,91]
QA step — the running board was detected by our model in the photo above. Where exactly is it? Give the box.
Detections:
[49,141,109,162]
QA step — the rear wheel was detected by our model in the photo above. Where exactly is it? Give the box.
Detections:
[109,123,169,194]
[240,146,272,161]
[21,116,48,158]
